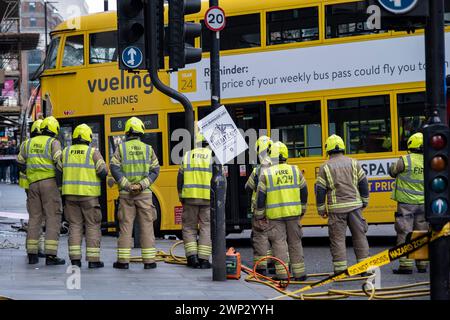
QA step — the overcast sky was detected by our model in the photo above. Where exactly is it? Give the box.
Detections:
[86,0,116,13]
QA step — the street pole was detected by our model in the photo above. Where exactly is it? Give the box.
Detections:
[424,0,450,300]
[209,0,227,281]
[44,1,48,53]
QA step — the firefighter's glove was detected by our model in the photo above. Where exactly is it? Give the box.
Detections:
[318,211,328,219]
[129,183,143,195]
[253,216,269,232]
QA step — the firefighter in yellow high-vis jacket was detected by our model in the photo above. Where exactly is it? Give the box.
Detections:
[255,141,308,281]
[177,132,213,269]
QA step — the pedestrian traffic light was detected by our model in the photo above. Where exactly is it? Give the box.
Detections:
[424,123,450,226]
[168,0,202,71]
[117,0,147,70]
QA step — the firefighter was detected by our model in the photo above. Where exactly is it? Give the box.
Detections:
[389,132,428,274]
[315,134,370,274]
[255,142,308,281]
[17,119,45,258]
[245,136,273,275]
[177,132,213,269]
[110,117,160,270]
[17,116,65,265]
[59,124,108,269]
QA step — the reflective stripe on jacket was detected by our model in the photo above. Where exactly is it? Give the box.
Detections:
[264,163,302,219]
[119,140,152,193]
[62,144,101,196]
[18,140,29,189]
[26,135,56,184]
[392,154,424,205]
[181,148,213,200]
[318,155,365,213]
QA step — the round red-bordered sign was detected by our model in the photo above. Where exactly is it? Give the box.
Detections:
[205,6,226,32]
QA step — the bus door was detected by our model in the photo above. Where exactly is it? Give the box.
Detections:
[199,103,267,233]
[58,116,107,222]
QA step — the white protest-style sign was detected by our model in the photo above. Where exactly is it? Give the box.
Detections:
[197,105,248,164]
[170,32,450,103]
[204,6,226,32]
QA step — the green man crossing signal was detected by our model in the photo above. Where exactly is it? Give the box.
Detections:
[117,0,147,70]
[168,0,203,71]
[424,124,450,226]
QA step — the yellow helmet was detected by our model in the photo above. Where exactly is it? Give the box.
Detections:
[40,116,60,136]
[325,134,345,154]
[125,117,145,135]
[269,141,289,160]
[196,131,205,144]
[30,119,43,135]
[407,132,423,150]
[72,124,93,143]
[255,135,272,155]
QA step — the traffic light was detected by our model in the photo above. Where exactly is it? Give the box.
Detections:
[424,123,450,226]
[117,0,147,70]
[168,0,202,71]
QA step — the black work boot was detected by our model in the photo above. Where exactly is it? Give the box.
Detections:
[294,274,308,281]
[255,268,267,276]
[71,260,82,268]
[417,267,427,273]
[393,268,413,275]
[89,261,104,269]
[46,255,66,266]
[267,262,276,275]
[186,255,200,268]
[144,263,157,269]
[198,258,212,269]
[28,254,39,265]
[113,262,129,269]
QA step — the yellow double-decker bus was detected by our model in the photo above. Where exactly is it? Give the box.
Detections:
[37,0,450,235]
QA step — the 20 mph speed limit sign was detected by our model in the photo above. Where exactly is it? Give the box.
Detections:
[205,6,226,32]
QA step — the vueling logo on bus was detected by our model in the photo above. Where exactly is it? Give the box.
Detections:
[87,70,154,106]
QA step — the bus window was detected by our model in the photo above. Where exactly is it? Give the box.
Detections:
[325,1,387,39]
[108,133,163,165]
[62,35,85,67]
[45,37,60,69]
[90,31,118,64]
[270,101,322,158]
[266,7,319,46]
[328,95,391,154]
[202,13,261,52]
[397,92,426,151]
[168,112,186,165]
[446,0,450,25]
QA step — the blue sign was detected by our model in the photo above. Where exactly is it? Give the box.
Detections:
[122,46,143,69]
[377,0,418,14]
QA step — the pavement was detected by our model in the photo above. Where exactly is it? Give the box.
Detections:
[0,183,431,300]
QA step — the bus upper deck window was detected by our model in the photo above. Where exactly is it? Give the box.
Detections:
[397,92,426,151]
[45,37,60,69]
[270,101,322,158]
[328,95,392,154]
[62,35,85,67]
[325,1,387,39]
[266,7,319,46]
[201,14,261,52]
[90,31,118,64]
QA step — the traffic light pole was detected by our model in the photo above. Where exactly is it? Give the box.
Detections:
[209,0,227,282]
[424,0,450,300]
[145,0,195,146]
